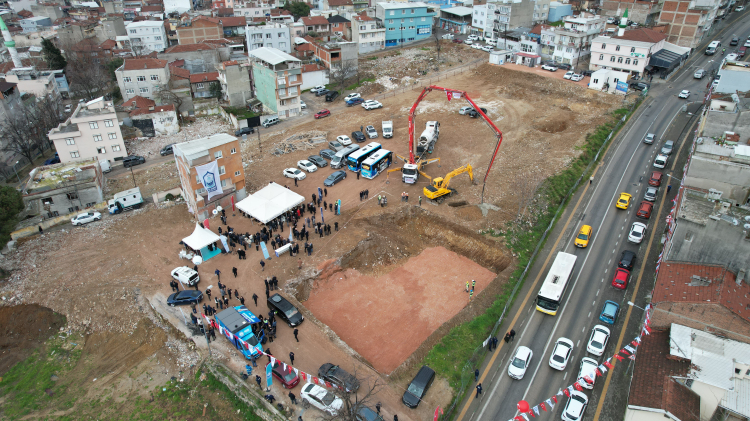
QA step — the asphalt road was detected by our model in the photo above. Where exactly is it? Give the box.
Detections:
[457,11,750,421]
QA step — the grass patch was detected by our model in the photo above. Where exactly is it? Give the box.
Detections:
[224,106,258,120]
[346,77,376,90]
[425,101,641,406]
[548,20,565,26]
[421,47,431,51]
[368,56,378,60]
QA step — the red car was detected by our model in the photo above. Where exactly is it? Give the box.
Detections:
[267,361,300,389]
[636,201,654,219]
[314,109,331,119]
[739,46,746,58]
[453,38,463,43]
[648,171,663,187]
[612,268,630,290]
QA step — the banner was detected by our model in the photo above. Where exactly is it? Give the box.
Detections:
[260,241,270,259]
[265,361,273,389]
[337,199,341,215]
[195,160,224,201]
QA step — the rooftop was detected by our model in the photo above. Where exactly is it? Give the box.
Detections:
[130,104,175,116]
[219,16,247,26]
[126,20,164,27]
[441,6,473,16]
[174,133,238,162]
[327,0,354,6]
[377,1,429,9]
[122,58,168,70]
[327,14,351,23]
[189,71,219,83]
[614,27,668,43]
[162,43,219,53]
[301,16,330,26]
[123,95,156,109]
[249,47,300,65]
[24,160,99,195]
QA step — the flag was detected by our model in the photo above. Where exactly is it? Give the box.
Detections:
[520,414,529,421]
[584,375,594,384]
[282,362,288,371]
[533,406,540,416]
[528,410,535,418]
[300,372,307,381]
[614,354,625,362]
[552,395,558,404]
[433,406,443,421]
[556,390,563,397]
[325,381,333,388]
[546,398,555,409]
[631,340,640,347]
[195,160,224,201]
[313,377,320,385]
[624,345,636,354]
[620,348,630,356]
[540,402,546,412]
[604,359,614,369]
[595,368,603,377]
[599,364,608,373]
[574,382,583,391]
[452,92,462,100]
[446,91,452,101]
[563,387,571,397]
[270,356,276,365]
[644,326,651,334]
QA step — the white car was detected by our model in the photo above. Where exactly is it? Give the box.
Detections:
[283,168,306,180]
[508,346,533,380]
[541,64,558,71]
[628,222,648,244]
[442,34,454,40]
[365,125,378,138]
[562,391,589,421]
[459,106,474,115]
[745,40,750,48]
[71,211,101,226]
[577,357,598,390]
[570,74,584,81]
[361,100,379,107]
[465,39,474,45]
[481,45,493,52]
[586,325,610,356]
[171,266,199,286]
[297,160,318,173]
[563,71,575,80]
[472,43,483,50]
[300,383,343,415]
[336,135,352,146]
[549,337,574,370]
[300,100,306,109]
[726,53,739,61]
[643,133,655,144]
[310,85,326,94]
[344,93,361,101]
[737,5,745,11]
[64,104,72,113]
[363,101,383,111]
[678,89,690,99]
[467,34,479,41]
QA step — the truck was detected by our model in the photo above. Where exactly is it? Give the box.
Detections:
[99,159,111,173]
[215,305,266,359]
[382,121,393,138]
[108,187,143,214]
[416,121,439,155]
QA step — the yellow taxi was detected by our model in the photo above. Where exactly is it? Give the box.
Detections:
[616,193,632,210]
[574,225,593,248]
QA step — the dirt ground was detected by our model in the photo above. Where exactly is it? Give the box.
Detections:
[0,304,66,374]
[0,59,620,420]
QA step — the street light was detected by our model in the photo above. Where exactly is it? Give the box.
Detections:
[666,173,683,183]
[12,160,20,183]
[627,301,646,311]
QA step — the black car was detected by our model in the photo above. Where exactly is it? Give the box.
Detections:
[581,70,594,77]
[556,63,573,71]
[318,363,360,392]
[351,131,366,143]
[324,170,347,187]
[356,406,384,421]
[160,144,175,156]
[167,290,203,306]
[630,81,650,91]
[308,155,328,167]
[730,37,739,46]
[467,107,488,118]
[267,293,304,327]
[122,155,146,168]
[325,91,340,101]
[235,127,255,136]
[402,366,435,408]
[618,250,637,270]
[319,149,337,160]
[315,89,330,97]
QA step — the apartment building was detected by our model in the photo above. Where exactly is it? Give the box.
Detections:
[657,0,720,49]
[47,97,127,165]
[590,28,666,77]
[176,16,222,45]
[126,20,168,53]
[4,67,60,99]
[375,2,435,47]
[303,37,358,73]
[249,47,302,119]
[216,60,252,106]
[245,22,291,53]
[328,15,351,38]
[114,58,170,101]
[351,13,385,53]
[301,16,331,35]
[20,17,52,33]
[539,12,606,66]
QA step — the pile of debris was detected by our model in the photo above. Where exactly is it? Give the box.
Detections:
[125,116,231,158]
[270,130,328,156]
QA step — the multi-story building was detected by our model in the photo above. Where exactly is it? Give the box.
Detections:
[328,15,351,38]
[164,0,192,14]
[249,47,302,119]
[114,58,170,101]
[57,21,98,46]
[488,0,536,39]
[376,2,435,47]
[351,12,385,53]
[47,97,127,165]
[189,71,220,98]
[4,67,60,99]
[30,2,65,21]
[303,37,358,73]
[233,2,272,18]
[657,0,720,50]
[601,0,662,25]
[0,79,21,122]
[20,17,52,33]
[245,22,291,53]
[173,133,247,220]
[471,4,493,39]
[589,28,666,77]
[216,60,252,106]
[176,16,222,45]
[300,15,331,35]
[95,16,127,42]
[323,0,354,11]
[539,12,605,66]
[126,20,168,53]
[22,159,106,218]
[439,6,474,35]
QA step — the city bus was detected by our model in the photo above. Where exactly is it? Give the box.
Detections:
[536,252,578,316]
[360,149,393,179]
[347,142,381,172]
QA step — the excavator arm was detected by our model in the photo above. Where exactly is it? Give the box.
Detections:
[440,164,474,190]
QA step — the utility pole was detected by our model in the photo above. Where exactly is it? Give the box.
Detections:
[130,166,137,188]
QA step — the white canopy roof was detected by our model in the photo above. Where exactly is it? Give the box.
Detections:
[236,182,305,224]
[183,223,221,250]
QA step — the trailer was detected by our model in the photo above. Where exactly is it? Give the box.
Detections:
[108,187,143,214]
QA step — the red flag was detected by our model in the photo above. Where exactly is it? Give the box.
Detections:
[644,326,651,334]
[595,368,603,377]
[614,354,624,362]
[231,195,235,211]
[573,382,583,391]
[563,388,570,397]
[528,410,535,418]
[540,402,547,412]
[433,406,443,421]
[584,375,594,384]
[604,360,614,369]
[552,396,558,404]
[313,377,319,385]
[620,348,630,355]
[325,381,333,388]
[301,372,307,381]
[631,340,639,347]
[204,218,209,229]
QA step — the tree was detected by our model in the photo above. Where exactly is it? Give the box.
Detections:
[315,369,383,421]
[0,95,65,166]
[41,38,67,70]
[65,51,112,100]
[331,59,358,90]
[432,21,443,64]
[153,83,184,122]
[0,186,23,244]
[209,81,222,99]
[285,1,310,20]
[106,57,124,82]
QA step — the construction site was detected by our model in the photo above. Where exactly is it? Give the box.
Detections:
[0,62,623,420]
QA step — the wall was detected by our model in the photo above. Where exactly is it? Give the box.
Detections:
[702,108,750,139]
[26,184,104,217]
[548,3,572,22]
[177,20,222,45]
[691,381,726,421]
[251,64,277,113]
[684,156,750,204]
[223,64,252,107]
[132,109,180,135]
[194,98,222,115]
[623,408,672,421]
[152,186,182,203]
[158,48,231,68]
[601,0,657,24]
[10,201,108,240]
[300,69,329,90]
[668,216,750,276]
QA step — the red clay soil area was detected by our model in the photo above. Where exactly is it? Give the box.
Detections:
[305,246,496,374]
[0,304,66,374]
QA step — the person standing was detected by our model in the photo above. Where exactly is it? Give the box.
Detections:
[334,222,338,231]
[474,368,480,382]
[293,328,299,342]
[260,260,265,271]
[375,402,381,415]
[289,351,295,365]
[324,188,327,197]
[252,293,258,306]
[215,269,221,280]
[288,392,297,404]
[418,196,422,206]
[475,383,483,398]
[240,296,245,306]
[504,332,511,343]
[298,259,303,270]
[472,280,476,290]
[510,329,516,342]
[294,178,297,187]
[255,375,262,388]
[232,267,238,278]
[357,171,360,180]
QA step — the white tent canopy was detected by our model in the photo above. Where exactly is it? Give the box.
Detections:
[236,182,305,224]
[183,223,221,250]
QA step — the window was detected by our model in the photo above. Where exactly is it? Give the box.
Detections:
[277,32,284,38]
[103,119,113,127]
[389,10,394,15]
[610,56,615,62]
[221,179,229,188]
[196,187,206,195]
[615,45,620,51]
[279,42,286,49]
[137,76,146,82]
[234,170,241,176]
[593,78,598,84]
[126,89,135,94]
[411,8,415,13]
[214,151,223,159]
[634,59,638,66]
[219,166,226,175]
[112,145,121,152]
[388,27,395,31]
[154,36,162,40]
[410,18,414,22]
[124,76,132,82]
[630,47,635,53]
[617,57,623,63]
[153,28,158,32]
[140,87,149,93]
[150,75,159,81]
[93,134,102,142]
[388,19,393,23]
[129,29,136,34]
[625,58,631,65]
[602,43,606,49]
[89,122,99,129]
[266,33,271,38]
[289,74,297,82]
[97,147,106,154]
[196,83,204,89]
[231,148,237,154]
[108,133,117,139]
[42,197,54,204]
[599,54,604,60]
[65,138,75,145]
[66,192,79,200]
[289,87,298,96]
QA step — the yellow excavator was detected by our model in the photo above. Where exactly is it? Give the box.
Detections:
[423,164,474,203]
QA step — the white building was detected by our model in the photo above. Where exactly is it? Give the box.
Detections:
[245,23,292,54]
[126,21,168,53]
[350,13,385,53]
[588,68,630,94]
[471,4,493,40]
[590,28,667,77]
[164,0,192,14]
[539,12,605,66]
[114,58,170,101]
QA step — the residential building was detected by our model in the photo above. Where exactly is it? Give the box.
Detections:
[216,60,252,106]
[351,13,385,53]
[376,2,435,47]
[303,37,358,73]
[20,16,52,33]
[701,91,750,141]
[475,0,536,42]
[95,16,127,41]
[0,79,21,122]
[30,3,65,21]
[589,28,666,77]
[601,1,662,25]
[164,0,192,14]
[177,16,222,45]
[328,15,351,38]
[301,15,331,35]
[533,0,551,24]
[539,12,606,66]
[245,22,291,53]
[115,57,170,101]
[439,6,473,35]
[495,27,540,55]
[22,159,106,218]
[173,133,247,220]
[220,16,247,38]
[547,1,572,22]
[47,97,127,165]
[248,47,302,119]
[4,67,60,98]
[127,20,168,53]
[471,4,493,39]
[57,21,98,46]
[323,0,355,11]
[233,2,272,18]
[713,61,750,94]
[130,104,179,136]
[158,41,233,69]
[190,71,220,98]
[656,0,720,50]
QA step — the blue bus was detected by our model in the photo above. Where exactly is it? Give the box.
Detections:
[361,149,393,179]
[215,305,265,359]
[347,142,381,172]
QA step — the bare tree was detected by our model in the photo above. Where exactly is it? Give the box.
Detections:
[34,95,66,150]
[432,21,443,63]
[65,56,112,100]
[316,369,384,421]
[0,108,44,165]
[153,83,185,122]
[331,59,358,91]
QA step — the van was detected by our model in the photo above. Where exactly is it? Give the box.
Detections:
[99,159,111,173]
[331,145,360,169]
[653,154,668,169]
[325,91,339,102]
[262,117,279,128]
[706,40,721,55]
[402,366,435,408]
[122,155,145,168]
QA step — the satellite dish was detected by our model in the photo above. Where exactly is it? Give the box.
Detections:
[216,206,223,212]
[212,209,218,215]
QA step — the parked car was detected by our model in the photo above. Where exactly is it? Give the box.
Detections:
[64,104,72,113]
[235,127,255,136]
[557,63,573,70]
[577,357,598,390]
[739,46,747,57]
[122,155,145,168]
[654,154,668,169]
[612,267,630,290]
[563,71,575,79]
[459,106,474,115]
[310,85,326,94]
[268,360,300,389]
[616,192,632,209]
[678,89,690,99]
[297,159,318,173]
[351,131,366,143]
[315,89,330,97]
[464,39,474,45]
[71,211,102,226]
[324,170,347,187]
[363,101,383,111]
[325,91,340,101]
[160,143,175,155]
[452,38,463,44]
[586,325,610,356]
[356,406,385,421]
[574,224,592,248]
[283,168,306,180]
[467,108,488,118]
[508,346,533,380]
[599,300,620,324]
[570,74,584,81]
[344,93,361,101]
[661,140,675,155]
[315,109,331,119]
[267,293,304,327]
[628,222,648,244]
[262,117,279,128]
[346,97,365,106]
[328,140,344,152]
[167,290,203,306]
[300,100,306,109]
[581,70,594,77]
[365,125,378,138]
[562,391,589,421]
[402,365,435,408]
[467,34,479,41]
[636,201,654,219]
[318,364,360,392]
[548,337,574,370]
[648,171,663,186]
[644,186,658,202]
[643,133,655,144]
[618,250,637,270]
[319,149,337,160]
[541,64,558,71]
[630,82,650,91]
[337,135,352,146]
[308,155,328,168]
[481,45,493,52]
[737,5,745,11]
[300,383,342,415]
[171,266,199,286]
[442,33,454,40]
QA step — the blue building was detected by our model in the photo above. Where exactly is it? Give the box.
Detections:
[548,1,573,23]
[375,2,436,47]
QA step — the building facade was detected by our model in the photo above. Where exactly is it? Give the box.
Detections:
[114,58,170,101]
[350,13,385,53]
[126,20,168,53]
[20,17,52,33]
[375,2,435,47]
[22,159,105,218]
[249,47,302,119]
[245,23,291,53]
[539,12,606,66]
[656,0,719,50]
[589,30,666,77]
[216,60,252,106]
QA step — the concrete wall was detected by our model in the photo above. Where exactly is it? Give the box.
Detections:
[702,109,750,139]
[223,64,252,107]
[548,3,572,22]
[152,186,182,203]
[692,381,726,421]
[684,156,750,204]
[300,69,329,90]
[252,64,277,113]
[624,408,672,421]
[668,217,750,276]
[132,109,180,135]
[509,0,534,29]
[10,201,108,240]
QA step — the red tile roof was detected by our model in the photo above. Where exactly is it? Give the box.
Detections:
[219,16,245,27]
[130,104,175,116]
[222,60,239,66]
[123,58,168,70]
[18,9,33,18]
[327,0,353,5]
[169,66,190,80]
[189,71,219,83]
[191,15,221,24]
[141,5,164,12]
[628,329,699,421]
[100,39,117,49]
[353,13,373,22]
[301,16,329,26]
[530,23,550,35]
[123,95,156,109]
[615,28,668,44]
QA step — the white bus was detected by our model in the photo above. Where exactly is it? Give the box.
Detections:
[536,252,578,316]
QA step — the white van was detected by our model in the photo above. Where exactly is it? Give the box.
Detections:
[706,40,721,55]
[331,144,360,169]
[653,154,668,169]
[99,159,111,173]
[262,117,279,128]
